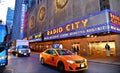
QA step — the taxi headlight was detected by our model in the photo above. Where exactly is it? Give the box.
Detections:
[67,60,75,64]
[84,59,87,62]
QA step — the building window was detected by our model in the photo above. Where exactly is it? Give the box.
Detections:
[100,0,110,10]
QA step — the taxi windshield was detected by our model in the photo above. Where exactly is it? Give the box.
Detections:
[56,49,73,55]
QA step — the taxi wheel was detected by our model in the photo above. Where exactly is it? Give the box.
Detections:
[58,62,65,73]
[41,58,44,65]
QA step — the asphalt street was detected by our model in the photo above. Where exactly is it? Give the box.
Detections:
[1,53,120,73]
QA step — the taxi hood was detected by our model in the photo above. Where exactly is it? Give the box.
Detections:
[60,54,85,60]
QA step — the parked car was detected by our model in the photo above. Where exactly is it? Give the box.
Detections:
[39,48,88,72]
[13,45,31,57]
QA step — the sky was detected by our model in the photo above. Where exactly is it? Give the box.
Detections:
[0,0,15,24]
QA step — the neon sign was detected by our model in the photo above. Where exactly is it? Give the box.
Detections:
[47,19,88,36]
[109,12,120,26]
[44,9,120,41]
[34,34,42,39]
[28,33,42,42]
[20,4,26,39]
[44,24,108,40]
[47,27,63,36]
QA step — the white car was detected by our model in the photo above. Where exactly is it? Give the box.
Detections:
[13,45,31,57]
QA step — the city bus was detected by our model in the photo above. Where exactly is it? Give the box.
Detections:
[0,24,8,68]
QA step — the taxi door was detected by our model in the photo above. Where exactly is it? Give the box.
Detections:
[49,50,58,66]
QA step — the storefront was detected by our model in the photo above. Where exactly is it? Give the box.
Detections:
[89,41,116,56]
[27,33,44,52]
[28,10,120,56]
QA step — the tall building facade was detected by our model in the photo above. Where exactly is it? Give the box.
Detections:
[27,0,120,36]
[6,7,14,43]
[12,0,22,40]
[13,0,120,57]
[12,0,28,40]
[6,7,14,34]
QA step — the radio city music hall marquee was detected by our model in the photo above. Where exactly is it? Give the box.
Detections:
[47,19,88,36]
[44,10,120,41]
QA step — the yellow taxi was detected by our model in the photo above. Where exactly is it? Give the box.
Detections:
[39,48,88,72]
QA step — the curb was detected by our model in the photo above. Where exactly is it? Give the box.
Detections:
[88,60,120,66]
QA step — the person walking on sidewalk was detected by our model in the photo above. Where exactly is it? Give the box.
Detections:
[105,43,110,56]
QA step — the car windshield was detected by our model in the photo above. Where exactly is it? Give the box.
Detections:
[17,45,29,49]
[56,49,73,55]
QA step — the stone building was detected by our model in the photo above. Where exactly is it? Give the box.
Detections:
[16,0,120,57]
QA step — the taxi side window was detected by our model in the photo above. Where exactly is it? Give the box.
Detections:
[51,50,56,55]
[45,50,50,54]
[45,50,56,55]
[49,50,56,55]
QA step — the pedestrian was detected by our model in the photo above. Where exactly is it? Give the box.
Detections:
[72,46,76,53]
[105,43,110,56]
[76,46,79,55]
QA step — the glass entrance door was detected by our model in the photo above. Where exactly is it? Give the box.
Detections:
[89,41,116,56]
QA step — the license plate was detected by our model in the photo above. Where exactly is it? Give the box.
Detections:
[81,64,85,67]
[24,53,27,55]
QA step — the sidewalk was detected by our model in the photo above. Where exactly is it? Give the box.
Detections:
[83,55,120,65]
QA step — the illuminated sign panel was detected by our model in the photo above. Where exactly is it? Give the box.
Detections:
[110,24,120,33]
[109,12,120,33]
[44,10,109,40]
[44,24,108,40]
[34,34,41,39]
[23,37,27,40]
[109,12,120,26]
[44,10,120,41]
[28,33,42,42]
[47,19,88,36]
[20,4,27,39]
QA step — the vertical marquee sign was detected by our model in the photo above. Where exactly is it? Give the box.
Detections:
[20,4,26,39]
